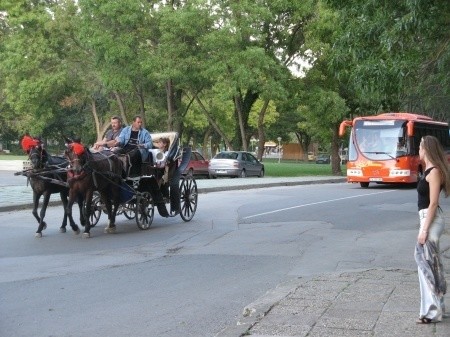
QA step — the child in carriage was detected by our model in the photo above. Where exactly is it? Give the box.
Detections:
[149,137,170,167]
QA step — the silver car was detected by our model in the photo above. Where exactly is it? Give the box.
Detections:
[208,151,265,178]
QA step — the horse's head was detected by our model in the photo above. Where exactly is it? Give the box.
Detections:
[65,143,88,175]
[21,135,47,170]
[28,145,48,170]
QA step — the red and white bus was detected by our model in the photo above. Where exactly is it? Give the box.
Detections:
[339,112,449,188]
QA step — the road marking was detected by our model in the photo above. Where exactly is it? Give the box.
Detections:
[242,190,396,219]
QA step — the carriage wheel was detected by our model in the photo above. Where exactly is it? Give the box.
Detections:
[120,202,136,220]
[89,192,102,227]
[179,175,198,222]
[135,192,154,230]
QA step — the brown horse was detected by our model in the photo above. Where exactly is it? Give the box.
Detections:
[25,144,83,238]
[65,143,123,238]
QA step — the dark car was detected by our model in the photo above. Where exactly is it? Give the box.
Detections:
[208,151,264,178]
[315,154,330,164]
[182,151,210,177]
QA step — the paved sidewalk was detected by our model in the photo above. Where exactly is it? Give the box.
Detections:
[217,267,450,337]
[217,211,450,337]
[0,160,346,212]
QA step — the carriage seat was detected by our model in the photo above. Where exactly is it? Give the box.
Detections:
[141,132,179,177]
[143,132,179,165]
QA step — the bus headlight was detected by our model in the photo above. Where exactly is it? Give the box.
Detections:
[347,169,363,177]
[389,169,411,177]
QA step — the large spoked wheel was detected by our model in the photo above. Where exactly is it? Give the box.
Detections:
[90,192,102,227]
[179,175,198,222]
[135,192,154,230]
[118,202,136,220]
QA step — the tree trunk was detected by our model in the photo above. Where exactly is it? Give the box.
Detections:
[166,79,175,131]
[233,89,259,151]
[256,99,270,160]
[165,79,183,133]
[234,93,247,151]
[195,95,233,150]
[294,131,311,161]
[203,128,211,159]
[91,99,102,142]
[136,86,146,125]
[113,90,128,125]
[331,125,343,175]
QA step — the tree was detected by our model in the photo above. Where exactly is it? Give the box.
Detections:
[195,0,315,151]
[325,0,450,118]
[77,0,158,130]
[1,0,86,139]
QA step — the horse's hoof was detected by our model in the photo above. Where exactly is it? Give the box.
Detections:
[82,232,90,238]
[35,232,42,238]
[104,226,116,234]
[43,223,47,230]
[74,229,80,235]
[59,227,66,233]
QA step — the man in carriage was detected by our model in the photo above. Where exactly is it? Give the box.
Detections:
[93,115,123,151]
[113,115,152,176]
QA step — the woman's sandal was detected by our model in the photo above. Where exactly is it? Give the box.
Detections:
[416,317,432,324]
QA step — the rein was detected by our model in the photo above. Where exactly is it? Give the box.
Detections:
[66,149,125,192]
[28,147,45,170]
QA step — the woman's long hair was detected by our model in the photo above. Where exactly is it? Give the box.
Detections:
[422,135,450,197]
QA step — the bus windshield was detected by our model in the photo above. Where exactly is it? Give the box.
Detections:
[353,120,407,160]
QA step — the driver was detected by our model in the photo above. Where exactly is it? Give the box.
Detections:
[113,115,152,175]
[360,133,378,151]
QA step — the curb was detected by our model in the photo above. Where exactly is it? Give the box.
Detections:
[0,201,62,213]
[0,177,347,213]
[216,266,450,337]
[198,177,347,194]
[215,276,310,337]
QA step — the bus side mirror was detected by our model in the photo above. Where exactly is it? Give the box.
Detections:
[339,120,352,137]
[406,121,414,137]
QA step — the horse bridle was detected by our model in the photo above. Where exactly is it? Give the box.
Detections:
[28,146,46,169]
[66,146,89,177]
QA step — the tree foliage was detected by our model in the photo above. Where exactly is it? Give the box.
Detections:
[325,0,450,118]
[0,0,447,162]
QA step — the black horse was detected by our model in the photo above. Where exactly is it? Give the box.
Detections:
[25,145,83,237]
[65,143,123,238]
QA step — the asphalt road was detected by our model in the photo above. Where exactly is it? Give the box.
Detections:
[1,181,438,337]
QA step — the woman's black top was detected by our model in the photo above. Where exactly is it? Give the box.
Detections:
[417,167,435,211]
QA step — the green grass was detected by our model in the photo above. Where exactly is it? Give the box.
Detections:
[0,154,27,160]
[262,158,344,177]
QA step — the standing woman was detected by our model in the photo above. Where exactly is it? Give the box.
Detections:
[415,135,450,324]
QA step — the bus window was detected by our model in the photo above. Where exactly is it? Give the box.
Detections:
[354,122,404,160]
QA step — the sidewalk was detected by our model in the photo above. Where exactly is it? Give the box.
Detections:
[217,266,450,337]
[217,214,450,337]
[0,160,346,212]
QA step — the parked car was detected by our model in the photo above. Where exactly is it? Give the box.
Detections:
[182,151,210,177]
[208,151,264,178]
[315,154,331,164]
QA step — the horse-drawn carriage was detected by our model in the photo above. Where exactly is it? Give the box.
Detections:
[85,132,198,230]
[18,132,198,238]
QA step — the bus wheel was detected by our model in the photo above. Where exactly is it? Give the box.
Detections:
[360,182,369,188]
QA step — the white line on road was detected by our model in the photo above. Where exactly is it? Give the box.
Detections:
[242,190,396,219]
